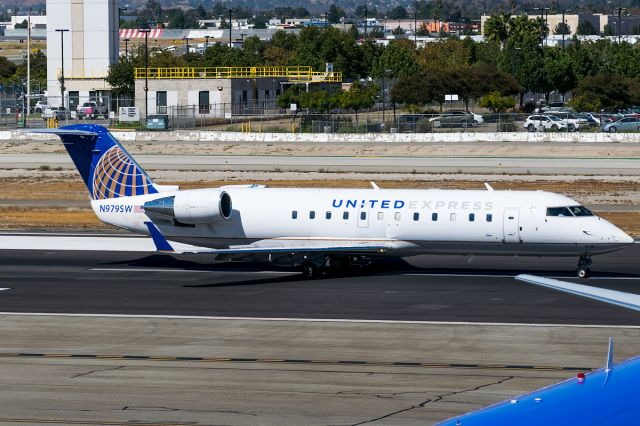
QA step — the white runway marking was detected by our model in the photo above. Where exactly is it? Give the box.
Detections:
[0,288,9,291]
[403,273,640,280]
[0,312,637,328]
[91,268,294,275]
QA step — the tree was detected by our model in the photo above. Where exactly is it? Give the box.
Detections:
[371,40,420,78]
[390,71,446,108]
[387,5,408,19]
[0,56,18,80]
[543,48,577,99]
[417,38,472,73]
[326,4,345,24]
[479,91,515,112]
[14,19,28,29]
[572,74,640,110]
[567,95,601,112]
[106,59,135,98]
[553,22,571,36]
[577,21,597,35]
[483,13,510,46]
[338,82,379,125]
[603,24,615,36]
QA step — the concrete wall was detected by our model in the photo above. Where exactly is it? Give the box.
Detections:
[7,130,640,144]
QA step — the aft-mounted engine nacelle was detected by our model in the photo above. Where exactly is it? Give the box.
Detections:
[143,189,232,224]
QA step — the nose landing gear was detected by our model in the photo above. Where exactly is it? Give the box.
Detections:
[577,255,592,278]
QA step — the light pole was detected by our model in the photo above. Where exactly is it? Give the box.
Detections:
[616,7,627,43]
[561,9,571,48]
[413,3,417,45]
[204,35,209,51]
[228,9,233,47]
[382,68,391,124]
[123,38,130,60]
[140,28,151,121]
[533,7,549,47]
[55,29,69,109]
[183,36,190,54]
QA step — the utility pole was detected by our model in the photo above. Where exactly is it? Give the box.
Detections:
[616,7,627,43]
[414,6,417,45]
[55,29,69,109]
[140,29,151,121]
[364,5,368,39]
[533,7,549,47]
[229,9,233,47]
[26,11,31,125]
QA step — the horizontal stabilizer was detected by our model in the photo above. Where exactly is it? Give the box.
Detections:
[145,222,175,252]
[516,274,640,312]
[23,128,98,137]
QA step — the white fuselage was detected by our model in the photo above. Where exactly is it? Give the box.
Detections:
[92,187,633,257]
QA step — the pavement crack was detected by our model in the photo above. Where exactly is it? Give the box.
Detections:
[347,376,514,425]
[71,365,125,378]
[122,406,258,416]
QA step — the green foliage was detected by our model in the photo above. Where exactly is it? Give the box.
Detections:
[577,21,598,36]
[338,81,379,112]
[0,56,18,80]
[553,22,571,36]
[567,95,602,112]
[14,19,28,29]
[326,4,345,24]
[387,5,408,19]
[479,91,515,112]
[572,74,640,110]
[371,40,420,78]
[418,38,472,73]
[106,59,135,97]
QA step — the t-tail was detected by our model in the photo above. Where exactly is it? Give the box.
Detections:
[30,124,160,200]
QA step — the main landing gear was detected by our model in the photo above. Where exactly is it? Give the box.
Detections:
[577,255,592,279]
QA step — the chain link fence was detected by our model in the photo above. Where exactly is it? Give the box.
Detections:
[0,93,618,133]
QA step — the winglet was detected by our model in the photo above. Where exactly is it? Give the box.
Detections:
[144,221,175,252]
[370,181,380,190]
[484,183,494,191]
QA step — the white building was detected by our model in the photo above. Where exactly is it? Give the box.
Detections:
[46,0,119,108]
[8,15,47,29]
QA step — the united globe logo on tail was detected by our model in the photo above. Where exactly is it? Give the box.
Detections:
[91,146,155,200]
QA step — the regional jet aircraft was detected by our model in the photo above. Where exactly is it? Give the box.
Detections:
[32,124,633,277]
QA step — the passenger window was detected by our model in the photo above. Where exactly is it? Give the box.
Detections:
[309,211,315,219]
[395,212,401,221]
[469,213,475,222]
[432,213,438,221]
[546,207,573,217]
[343,211,349,220]
[377,212,384,220]
[450,213,456,222]
[360,211,367,220]
[486,213,492,222]
[326,211,331,219]
[413,212,419,221]
[292,210,297,219]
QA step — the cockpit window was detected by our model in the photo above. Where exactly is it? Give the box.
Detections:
[546,206,595,217]
[568,206,594,216]
[546,207,573,217]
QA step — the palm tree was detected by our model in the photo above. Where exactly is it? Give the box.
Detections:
[483,13,511,46]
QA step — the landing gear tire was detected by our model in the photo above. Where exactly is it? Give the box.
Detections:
[577,255,593,279]
[577,268,591,279]
[302,261,317,278]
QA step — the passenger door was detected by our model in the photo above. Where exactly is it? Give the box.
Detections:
[503,209,520,243]
[357,208,369,228]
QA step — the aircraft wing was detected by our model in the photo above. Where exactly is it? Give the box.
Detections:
[145,222,390,256]
[516,274,640,312]
[436,274,640,425]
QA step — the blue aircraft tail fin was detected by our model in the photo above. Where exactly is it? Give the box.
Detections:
[31,124,159,200]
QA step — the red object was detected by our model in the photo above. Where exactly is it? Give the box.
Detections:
[577,372,586,384]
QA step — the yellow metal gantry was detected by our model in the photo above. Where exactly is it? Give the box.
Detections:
[134,66,342,83]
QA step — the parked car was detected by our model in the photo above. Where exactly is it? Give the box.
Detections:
[523,114,569,132]
[42,106,72,121]
[575,112,600,126]
[600,112,624,124]
[77,101,108,119]
[429,110,479,128]
[601,117,640,133]
[546,111,585,131]
[34,101,48,113]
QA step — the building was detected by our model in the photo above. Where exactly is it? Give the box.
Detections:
[480,14,600,37]
[46,0,119,108]
[7,14,47,30]
[134,66,342,119]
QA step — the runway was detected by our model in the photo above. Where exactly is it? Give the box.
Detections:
[1,235,640,425]
[3,153,640,174]
[1,238,639,324]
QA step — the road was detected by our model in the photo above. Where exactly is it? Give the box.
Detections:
[1,237,639,425]
[2,153,640,174]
